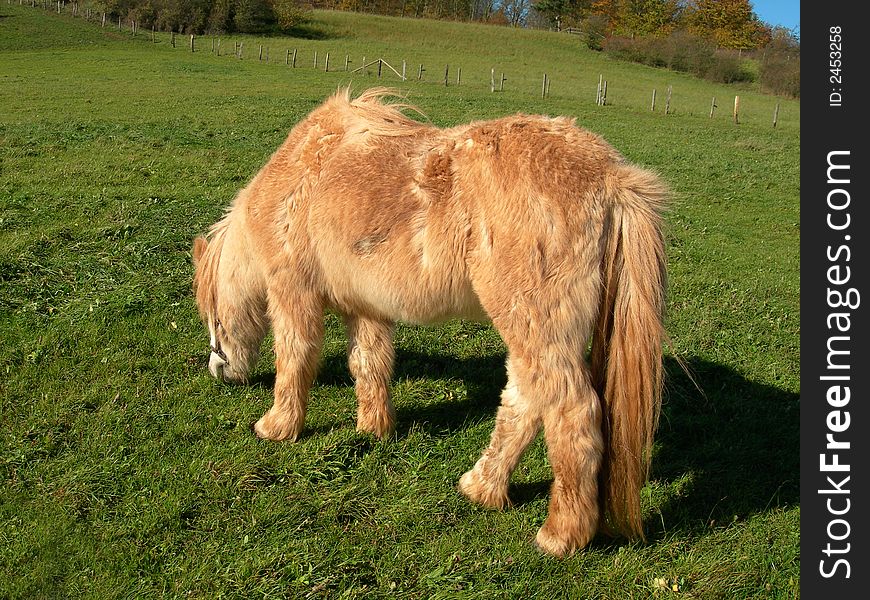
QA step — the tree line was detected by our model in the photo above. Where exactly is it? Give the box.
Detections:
[95,0,308,34]
[92,0,791,50]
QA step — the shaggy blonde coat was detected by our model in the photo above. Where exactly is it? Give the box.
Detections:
[193,88,668,556]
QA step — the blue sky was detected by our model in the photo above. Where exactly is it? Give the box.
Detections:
[751,0,800,33]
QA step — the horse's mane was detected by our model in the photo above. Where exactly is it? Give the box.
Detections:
[193,217,231,323]
[331,87,431,138]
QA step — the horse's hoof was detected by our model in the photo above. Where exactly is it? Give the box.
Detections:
[457,469,510,509]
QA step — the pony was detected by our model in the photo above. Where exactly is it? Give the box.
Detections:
[192,88,668,557]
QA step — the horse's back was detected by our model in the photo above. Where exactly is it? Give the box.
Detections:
[305,125,484,324]
[289,102,621,325]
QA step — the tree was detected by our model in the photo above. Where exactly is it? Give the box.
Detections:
[614,0,680,37]
[233,0,275,32]
[271,0,306,29]
[759,26,799,96]
[683,0,770,49]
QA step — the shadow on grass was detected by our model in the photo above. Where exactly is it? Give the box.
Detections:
[255,21,335,41]
[256,350,799,538]
[314,347,507,436]
[648,357,799,538]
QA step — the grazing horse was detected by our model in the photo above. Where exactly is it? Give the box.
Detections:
[192,88,668,556]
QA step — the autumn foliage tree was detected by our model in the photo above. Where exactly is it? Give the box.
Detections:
[682,0,771,49]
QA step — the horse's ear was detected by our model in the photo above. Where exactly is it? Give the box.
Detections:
[192,236,208,266]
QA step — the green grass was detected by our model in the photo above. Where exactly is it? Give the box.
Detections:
[1,5,799,598]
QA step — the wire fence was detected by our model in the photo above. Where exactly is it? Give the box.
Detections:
[13,0,788,129]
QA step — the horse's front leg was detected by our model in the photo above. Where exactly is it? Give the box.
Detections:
[345,315,395,439]
[253,293,324,441]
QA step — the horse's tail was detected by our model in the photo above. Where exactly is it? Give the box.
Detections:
[590,163,668,540]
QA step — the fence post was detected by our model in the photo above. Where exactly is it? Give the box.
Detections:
[190,34,194,53]
[733,95,740,124]
[292,48,297,67]
[313,51,317,69]
[596,74,602,105]
[346,55,350,71]
[456,66,461,86]
[325,52,329,72]
[541,74,547,99]
[418,64,424,80]
[378,59,382,78]
[491,68,495,93]
[650,88,656,111]
[709,97,716,118]
[258,44,263,61]
[772,102,780,128]
[665,85,672,115]
[444,64,449,86]
[402,60,406,81]
[500,73,506,92]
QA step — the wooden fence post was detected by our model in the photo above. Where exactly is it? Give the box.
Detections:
[665,85,672,115]
[313,51,317,69]
[650,88,656,111]
[456,66,461,86]
[190,34,194,53]
[491,68,495,93]
[541,73,547,99]
[292,48,297,67]
[709,97,716,118]
[325,52,329,72]
[773,101,780,128]
[402,60,406,81]
[378,59,383,78]
[500,73,506,92]
[418,64,424,80]
[444,64,449,86]
[733,95,740,124]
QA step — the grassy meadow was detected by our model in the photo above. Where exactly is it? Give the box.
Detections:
[1,4,799,598]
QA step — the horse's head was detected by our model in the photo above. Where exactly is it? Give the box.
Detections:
[192,233,267,384]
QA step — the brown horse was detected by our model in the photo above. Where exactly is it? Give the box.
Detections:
[192,88,668,556]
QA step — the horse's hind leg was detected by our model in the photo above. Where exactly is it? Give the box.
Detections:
[469,265,603,555]
[458,358,541,508]
[345,315,396,439]
[533,365,603,556]
[253,292,324,441]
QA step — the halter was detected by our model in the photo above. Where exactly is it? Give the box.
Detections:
[210,320,229,365]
